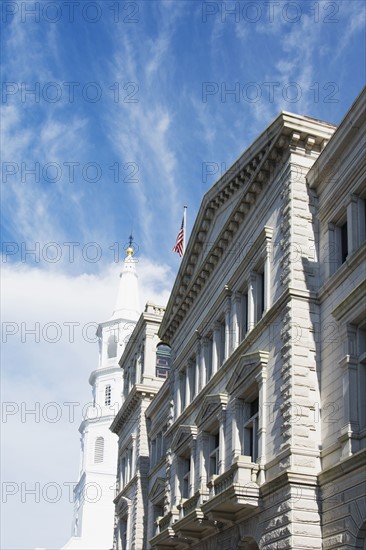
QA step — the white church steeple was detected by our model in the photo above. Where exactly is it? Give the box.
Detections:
[62,240,141,550]
[111,237,140,321]
[97,239,141,372]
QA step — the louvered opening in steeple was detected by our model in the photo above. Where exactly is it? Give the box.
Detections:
[94,437,104,463]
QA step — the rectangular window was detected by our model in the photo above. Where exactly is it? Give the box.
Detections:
[119,517,128,550]
[256,271,265,322]
[156,366,169,379]
[105,385,111,406]
[182,458,190,499]
[241,292,248,340]
[219,321,225,366]
[151,438,157,468]
[330,216,348,273]
[341,221,348,264]
[190,361,196,399]
[243,397,259,462]
[181,371,186,410]
[209,432,220,476]
[121,457,126,487]
[153,503,164,527]
[156,433,162,461]
[156,344,171,379]
[206,336,213,380]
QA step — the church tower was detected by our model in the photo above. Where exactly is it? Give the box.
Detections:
[63,241,140,550]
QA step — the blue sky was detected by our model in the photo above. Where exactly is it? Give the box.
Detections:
[1,1,365,548]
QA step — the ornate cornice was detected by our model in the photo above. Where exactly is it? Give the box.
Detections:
[195,393,228,429]
[89,365,121,386]
[332,278,366,323]
[226,351,269,398]
[318,243,366,304]
[110,384,158,434]
[318,448,366,485]
[160,113,334,344]
[171,424,197,452]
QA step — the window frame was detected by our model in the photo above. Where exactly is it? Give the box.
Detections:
[243,397,259,462]
[104,384,111,406]
[208,431,220,477]
[156,343,172,379]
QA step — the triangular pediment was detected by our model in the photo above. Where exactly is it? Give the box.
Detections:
[195,393,228,428]
[199,199,238,266]
[161,129,279,342]
[149,477,165,502]
[160,112,335,343]
[171,425,197,451]
[226,351,269,396]
[116,495,131,516]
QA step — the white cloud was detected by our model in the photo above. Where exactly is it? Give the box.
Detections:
[104,24,183,251]
[1,257,173,549]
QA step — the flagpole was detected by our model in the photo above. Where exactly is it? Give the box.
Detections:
[183,205,187,256]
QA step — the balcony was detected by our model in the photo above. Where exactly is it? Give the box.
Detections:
[170,488,210,542]
[149,510,180,548]
[149,459,260,548]
[201,455,260,521]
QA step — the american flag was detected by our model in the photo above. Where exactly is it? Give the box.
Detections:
[172,217,184,257]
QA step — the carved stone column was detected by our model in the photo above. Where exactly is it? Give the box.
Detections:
[232,292,242,351]
[224,290,232,360]
[175,371,182,419]
[201,337,208,388]
[188,358,195,400]
[195,342,201,395]
[231,398,241,461]
[255,368,267,484]
[248,273,256,330]
[218,411,226,475]
[185,365,191,406]
[339,323,359,458]
[264,243,271,312]
[189,440,196,498]
[197,432,209,488]
[212,322,221,375]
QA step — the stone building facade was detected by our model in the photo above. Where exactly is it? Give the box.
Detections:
[111,302,170,550]
[113,88,365,550]
[307,89,366,549]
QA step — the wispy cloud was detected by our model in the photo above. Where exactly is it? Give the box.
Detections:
[2,17,91,251]
[102,9,187,251]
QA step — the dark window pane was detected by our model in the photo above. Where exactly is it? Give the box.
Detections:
[341,221,348,263]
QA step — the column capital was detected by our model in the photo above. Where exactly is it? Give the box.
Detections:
[232,291,242,303]
[195,328,202,341]
[255,369,267,386]
[224,284,232,296]
[199,430,209,442]
[188,358,195,369]
[202,335,211,347]
[347,193,359,206]
[214,320,222,332]
[249,272,257,283]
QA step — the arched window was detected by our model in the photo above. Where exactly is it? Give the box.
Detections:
[94,437,104,463]
[105,385,111,406]
[107,334,118,358]
[156,343,171,379]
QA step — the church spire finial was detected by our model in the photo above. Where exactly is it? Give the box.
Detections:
[109,235,140,321]
[126,234,134,257]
